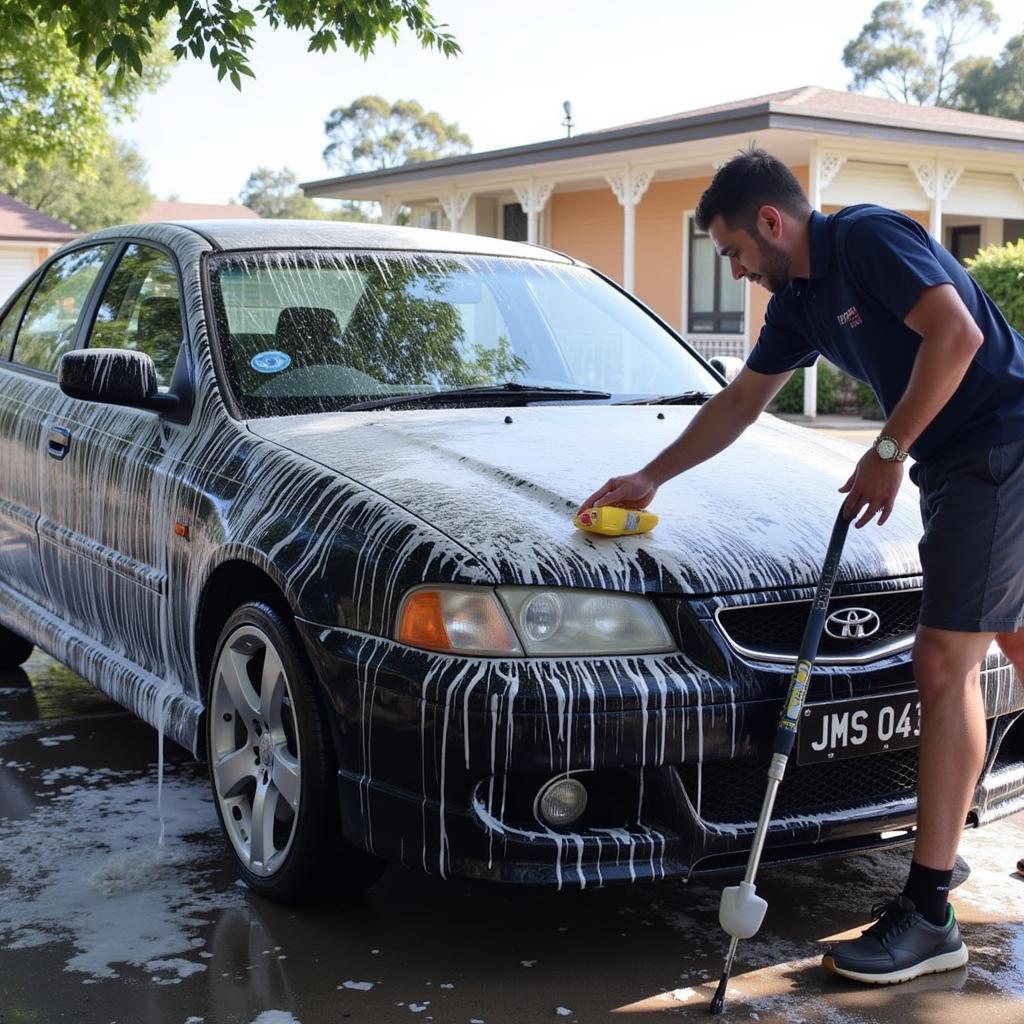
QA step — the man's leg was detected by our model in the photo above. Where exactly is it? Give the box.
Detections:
[911,625,993,872]
[822,625,991,984]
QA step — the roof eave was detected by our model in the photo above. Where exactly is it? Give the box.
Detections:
[767,108,1024,153]
[304,101,1024,200]
[0,232,80,244]
[301,104,776,197]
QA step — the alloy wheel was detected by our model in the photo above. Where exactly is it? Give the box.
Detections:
[209,624,301,877]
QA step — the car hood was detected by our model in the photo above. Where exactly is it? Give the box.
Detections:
[247,407,922,595]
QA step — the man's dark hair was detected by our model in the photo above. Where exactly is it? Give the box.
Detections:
[694,146,811,232]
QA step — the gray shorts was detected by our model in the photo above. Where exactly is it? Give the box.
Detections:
[910,438,1024,633]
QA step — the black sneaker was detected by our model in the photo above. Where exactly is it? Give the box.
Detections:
[821,896,968,985]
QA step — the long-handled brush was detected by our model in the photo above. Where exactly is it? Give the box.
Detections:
[709,506,851,1015]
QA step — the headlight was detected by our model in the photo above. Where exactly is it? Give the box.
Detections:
[499,587,675,656]
[397,586,675,657]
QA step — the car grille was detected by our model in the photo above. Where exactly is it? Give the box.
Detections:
[675,748,919,825]
[715,589,921,663]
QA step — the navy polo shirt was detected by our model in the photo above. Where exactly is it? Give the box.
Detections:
[747,205,1024,463]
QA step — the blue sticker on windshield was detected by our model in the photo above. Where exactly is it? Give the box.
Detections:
[251,350,291,374]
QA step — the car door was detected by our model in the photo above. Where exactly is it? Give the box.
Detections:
[35,241,189,678]
[0,245,112,613]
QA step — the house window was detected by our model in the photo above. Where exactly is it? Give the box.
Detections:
[503,202,528,242]
[949,225,981,265]
[687,216,744,334]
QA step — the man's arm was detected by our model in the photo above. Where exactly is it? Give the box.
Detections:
[840,282,983,527]
[576,365,792,513]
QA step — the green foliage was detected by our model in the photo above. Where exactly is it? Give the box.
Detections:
[0,2,458,89]
[966,239,1024,333]
[952,33,1024,117]
[843,0,998,106]
[0,12,171,177]
[0,138,153,231]
[341,258,526,388]
[323,95,472,172]
[769,362,838,415]
[240,167,327,219]
[239,167,379,221]
[771,363,885,418]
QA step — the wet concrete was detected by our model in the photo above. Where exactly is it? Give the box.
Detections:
[1,650,1023,1024]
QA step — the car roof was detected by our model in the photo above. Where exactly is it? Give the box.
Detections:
[82,219,576,264]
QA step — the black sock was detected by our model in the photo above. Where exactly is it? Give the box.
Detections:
[902,860,952,926]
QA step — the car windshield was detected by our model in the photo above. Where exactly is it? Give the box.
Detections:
[207,250,721,417]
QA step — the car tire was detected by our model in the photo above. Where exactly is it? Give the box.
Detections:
[206,600,386,902]
[0,624,33,668]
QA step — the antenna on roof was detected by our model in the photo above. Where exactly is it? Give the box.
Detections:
[562,100,574,138]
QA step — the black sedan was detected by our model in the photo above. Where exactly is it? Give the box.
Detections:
[1,220,1022,901]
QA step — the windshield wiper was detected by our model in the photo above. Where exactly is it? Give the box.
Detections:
[343,382,611,411]
[614,390,713,406]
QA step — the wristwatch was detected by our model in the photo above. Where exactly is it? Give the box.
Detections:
[872,434,908,463]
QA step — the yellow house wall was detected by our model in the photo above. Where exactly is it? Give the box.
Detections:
[549,165,929,349]
[549,189,624,285]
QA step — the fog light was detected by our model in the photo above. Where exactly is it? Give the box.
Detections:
[536,776,588,826]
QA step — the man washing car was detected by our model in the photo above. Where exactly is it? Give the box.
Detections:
[579,146,1024,984]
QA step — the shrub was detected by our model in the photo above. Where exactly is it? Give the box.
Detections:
[768,361,837,414]
[966,240,1024,335]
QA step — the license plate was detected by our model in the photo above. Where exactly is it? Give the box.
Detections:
[796,693,921,765]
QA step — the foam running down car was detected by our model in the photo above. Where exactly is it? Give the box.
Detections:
[0,220,1021,901]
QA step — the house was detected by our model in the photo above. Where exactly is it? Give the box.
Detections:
[301,85,1024,415]
[0,194,80,303]
[141,200,260,221]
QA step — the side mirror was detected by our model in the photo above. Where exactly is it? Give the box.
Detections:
[58,349,178,413]
[709,355,744,384]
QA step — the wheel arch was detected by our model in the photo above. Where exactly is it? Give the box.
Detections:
[194,554,301,757]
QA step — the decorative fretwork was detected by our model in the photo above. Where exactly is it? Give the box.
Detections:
[606,168,654,208]
[818,151,847,190]
[439,189,472,227]
[512,181,555,215]
[910,163,963,200]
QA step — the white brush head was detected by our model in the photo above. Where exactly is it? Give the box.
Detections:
[718,880,768,939]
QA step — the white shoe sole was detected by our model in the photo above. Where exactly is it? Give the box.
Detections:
[822,942,968,985]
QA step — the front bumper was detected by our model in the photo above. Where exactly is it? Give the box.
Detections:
[297,620,1024,888]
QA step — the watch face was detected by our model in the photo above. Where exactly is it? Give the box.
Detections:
[876,438,898,460]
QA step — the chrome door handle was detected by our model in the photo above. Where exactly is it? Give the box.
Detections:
[47,426,71,460]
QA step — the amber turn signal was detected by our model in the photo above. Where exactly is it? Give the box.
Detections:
[398,590,450,650]
[397,588,523,655]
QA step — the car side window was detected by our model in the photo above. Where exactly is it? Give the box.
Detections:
[0,281,36,361]
[89,244,184,387]
[12,246,111,373]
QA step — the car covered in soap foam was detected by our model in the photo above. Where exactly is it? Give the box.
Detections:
[1,221,1022,900]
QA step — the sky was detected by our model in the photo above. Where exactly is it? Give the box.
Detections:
[118,0,1024,206]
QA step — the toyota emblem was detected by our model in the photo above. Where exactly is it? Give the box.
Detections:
[825,607,881,640]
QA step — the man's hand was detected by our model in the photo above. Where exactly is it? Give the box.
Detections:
[577,472,658,517]
[839,450,904,528]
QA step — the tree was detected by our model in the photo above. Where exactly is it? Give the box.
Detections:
[843,0,999,106]
[0,15,172,177]
[323,96,472,173]
[239,167,376,221]
[241,167,327,219]
[0,1,458,90]
[952,32,1024,117]
[0,137,153,231]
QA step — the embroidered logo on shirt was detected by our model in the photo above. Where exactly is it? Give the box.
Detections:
[837,306,863,328]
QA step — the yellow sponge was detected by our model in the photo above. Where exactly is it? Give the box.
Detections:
[574,506,659,537]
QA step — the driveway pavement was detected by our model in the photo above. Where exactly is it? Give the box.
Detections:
[778,413,885,448]
[2,651,1023,1024]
